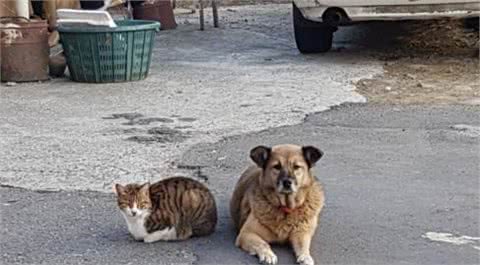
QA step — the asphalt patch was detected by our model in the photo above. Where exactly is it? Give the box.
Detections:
[126,127,190,144]
[102,113,143,120]
[122,117,175,126]
[177,117,197,122]
[176,164,209,182]
[122,128,145,134]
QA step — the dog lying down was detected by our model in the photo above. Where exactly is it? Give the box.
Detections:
[230,144,325,265]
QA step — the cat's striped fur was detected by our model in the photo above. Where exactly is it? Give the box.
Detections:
[115,177,217,242]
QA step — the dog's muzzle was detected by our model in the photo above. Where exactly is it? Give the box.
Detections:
[278,177,296,194]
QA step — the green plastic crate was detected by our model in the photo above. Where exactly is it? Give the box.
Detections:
[58,20,160,83]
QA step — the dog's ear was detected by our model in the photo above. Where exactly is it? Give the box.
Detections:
[302,146,323,168]
[250,146,271,168]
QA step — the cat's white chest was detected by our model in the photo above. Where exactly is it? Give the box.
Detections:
[121,212,177,243]
[122,213,149,240]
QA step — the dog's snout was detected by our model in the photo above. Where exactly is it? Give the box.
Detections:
[282,179,292,189]
[277,169,296,193]
[131,210,137,216]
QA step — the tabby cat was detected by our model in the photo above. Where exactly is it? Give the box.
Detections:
[114,177,217,243]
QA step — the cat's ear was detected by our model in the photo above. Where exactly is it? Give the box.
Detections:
[139,183,150,196]
[114,184,126,196]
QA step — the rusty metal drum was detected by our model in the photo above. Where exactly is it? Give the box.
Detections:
[1,17,49,82]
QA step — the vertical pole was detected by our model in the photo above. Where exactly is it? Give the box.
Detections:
[212,0,218,28]
[15,0,29,19]
[199,0,204,31]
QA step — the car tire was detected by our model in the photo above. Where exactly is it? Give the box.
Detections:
[464,17,479,31]
[293,3,336,53]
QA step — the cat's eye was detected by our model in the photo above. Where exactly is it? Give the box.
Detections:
[273,164,282,170]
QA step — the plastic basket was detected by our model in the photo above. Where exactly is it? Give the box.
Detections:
[58,20,160,83]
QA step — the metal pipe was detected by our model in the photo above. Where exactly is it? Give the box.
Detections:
[199,0,204,31]
[15,0,29,19]
[212,0,219,28]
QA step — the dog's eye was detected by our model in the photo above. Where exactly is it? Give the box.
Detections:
[273,164,282,170]
[293,165,301,170]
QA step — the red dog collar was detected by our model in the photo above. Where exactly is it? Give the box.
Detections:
[279,206,295,214]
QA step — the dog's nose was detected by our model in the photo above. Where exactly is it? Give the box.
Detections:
[282,179,292,189]
[131,210,137,216]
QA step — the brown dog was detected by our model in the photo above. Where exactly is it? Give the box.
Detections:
[230,144,325,265]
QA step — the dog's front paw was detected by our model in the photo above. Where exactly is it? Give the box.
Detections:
[297,254,314,265]
[257,249,278,265]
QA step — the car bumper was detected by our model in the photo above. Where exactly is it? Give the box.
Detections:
[295,1,480,23]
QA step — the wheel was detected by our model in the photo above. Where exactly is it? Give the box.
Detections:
[293,3,336,53]
[464,17,479,31]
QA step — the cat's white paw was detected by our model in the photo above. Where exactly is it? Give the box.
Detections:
[142,227,177,243]
[297,254,314,265]
[143,235,159,243]
[257,249,278,265]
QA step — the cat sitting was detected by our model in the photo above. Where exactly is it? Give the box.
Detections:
[114,177,217,243]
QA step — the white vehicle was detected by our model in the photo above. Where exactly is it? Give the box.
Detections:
[293,0,480,53]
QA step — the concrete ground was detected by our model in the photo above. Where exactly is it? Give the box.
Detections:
[2,104,479,265]
[1,3,479,265]
[0,4,379,191]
